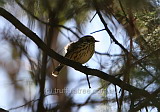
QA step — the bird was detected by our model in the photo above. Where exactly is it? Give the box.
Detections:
[52,35,99,77]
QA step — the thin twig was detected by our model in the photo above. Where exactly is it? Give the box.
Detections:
[117,0,129,22]
[95,51,125,56]
[90,29,105,34]
[86,75,91,88]
[90,12,97,22]
[132,48,160,66]
[8,99,39,111]
[130,87,160,112]
[115,85,120,111]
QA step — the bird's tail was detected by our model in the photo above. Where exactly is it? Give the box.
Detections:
[52,64,64,77]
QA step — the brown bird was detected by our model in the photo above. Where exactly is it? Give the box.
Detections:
[52,35,99,77]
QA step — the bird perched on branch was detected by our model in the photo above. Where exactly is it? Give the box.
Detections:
[52,35,99,77]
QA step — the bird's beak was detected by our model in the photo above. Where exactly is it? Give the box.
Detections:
[95,40,99,42]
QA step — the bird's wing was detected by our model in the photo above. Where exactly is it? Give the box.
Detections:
[65,41,79,57]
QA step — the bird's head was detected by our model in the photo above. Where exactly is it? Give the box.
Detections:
[80,35,99,43]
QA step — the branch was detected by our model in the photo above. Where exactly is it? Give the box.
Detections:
[90,28,105,34]
[0,7,151,98]
[92,0,156,79]
[117,0,129,23]
[86,74,91,88]
[8,99,38,111]
[130,87,160,112]
[94,5,129,54]
[95,51,125,56]
[132,48,160,66]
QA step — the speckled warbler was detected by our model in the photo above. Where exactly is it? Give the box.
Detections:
[52,35,99,77]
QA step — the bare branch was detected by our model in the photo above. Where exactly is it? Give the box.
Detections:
[95,51,125,57]
[90,12,97,22]
[90,29,105,34]
[86,75,91,88]
[92,0,156,80]
[130,87,160,112]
